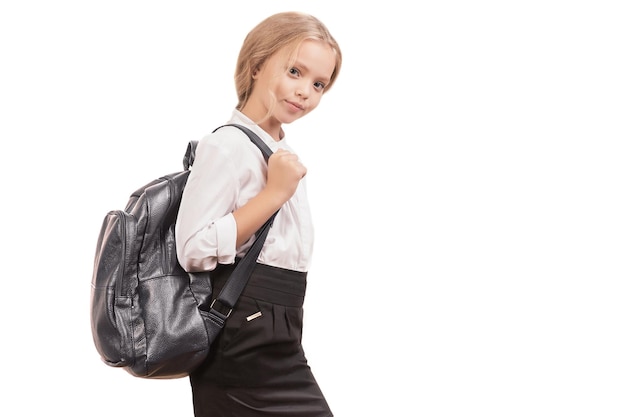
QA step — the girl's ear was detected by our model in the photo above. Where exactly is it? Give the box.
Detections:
[252,68,259,79]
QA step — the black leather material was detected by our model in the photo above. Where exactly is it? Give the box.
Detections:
[90,124,276,379]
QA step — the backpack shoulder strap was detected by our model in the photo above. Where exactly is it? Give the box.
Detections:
[213,123,273,161]
[183,140,197,170]
[193,123,279,325]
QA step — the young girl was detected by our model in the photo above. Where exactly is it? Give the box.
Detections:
[175,11,342,417]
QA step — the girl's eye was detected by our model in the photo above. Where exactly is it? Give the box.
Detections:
[314,81,326,91]
[289,68,300,76]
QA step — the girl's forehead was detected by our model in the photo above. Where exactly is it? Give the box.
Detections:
[285,40,334,62]
[294,40,336,76]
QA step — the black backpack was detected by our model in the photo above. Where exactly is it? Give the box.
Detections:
[90,124,275,379]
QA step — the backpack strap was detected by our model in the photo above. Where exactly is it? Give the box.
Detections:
[215,123,274,161]
[183,140,197,170]
[193,123,280,330]
[184,123,272,170]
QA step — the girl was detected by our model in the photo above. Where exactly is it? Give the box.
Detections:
[175,11,342,417]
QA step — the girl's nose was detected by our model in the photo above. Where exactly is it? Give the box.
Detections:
[296,84,309,98]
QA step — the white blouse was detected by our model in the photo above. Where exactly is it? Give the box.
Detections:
[175,110,314,273]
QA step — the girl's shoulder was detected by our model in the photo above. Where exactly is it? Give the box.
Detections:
[195,125,268,175]
[198,125,255,157]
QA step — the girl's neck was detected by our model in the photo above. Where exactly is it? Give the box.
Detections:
[240,108,283,141]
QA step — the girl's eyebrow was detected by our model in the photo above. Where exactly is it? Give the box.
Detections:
[292,60,310,73]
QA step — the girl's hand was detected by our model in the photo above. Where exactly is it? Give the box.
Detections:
[266,149,307,203]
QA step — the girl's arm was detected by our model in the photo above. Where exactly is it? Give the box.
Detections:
[233,148,306,246]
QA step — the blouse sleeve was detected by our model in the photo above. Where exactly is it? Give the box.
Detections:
[175,133,240,272]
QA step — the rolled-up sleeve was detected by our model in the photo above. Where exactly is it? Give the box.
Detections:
[177,214,237,272]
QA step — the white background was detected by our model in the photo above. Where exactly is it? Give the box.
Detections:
[1,1,625,416]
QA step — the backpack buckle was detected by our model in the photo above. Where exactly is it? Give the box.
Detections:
[210,299,233,319]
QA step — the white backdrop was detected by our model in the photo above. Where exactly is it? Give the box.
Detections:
[1,1,625,416]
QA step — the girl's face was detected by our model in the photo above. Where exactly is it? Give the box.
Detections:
[243,39,336,137]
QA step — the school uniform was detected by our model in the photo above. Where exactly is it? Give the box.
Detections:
[176,110,332,416]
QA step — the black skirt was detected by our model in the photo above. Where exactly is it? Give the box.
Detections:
[190,262,333,417]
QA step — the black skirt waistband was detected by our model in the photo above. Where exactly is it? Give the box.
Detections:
[211,262,307,307]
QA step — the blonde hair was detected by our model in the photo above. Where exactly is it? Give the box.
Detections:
[234,11,342,111]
